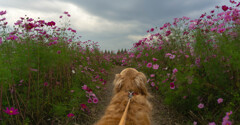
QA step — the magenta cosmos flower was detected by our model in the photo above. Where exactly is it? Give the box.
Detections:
[93,98,99,104]
[166,30,171,36]
[3,107,19,115]
[47,21,56,27]
[0,10,7,16]
[222,5,229,11]
[146,63,152,68]
[67,113,74,117]
[88,98,92,103]
[170,82,175,89]
[6,35,18,40]
[152,58,158,61]
[80,104,87,109]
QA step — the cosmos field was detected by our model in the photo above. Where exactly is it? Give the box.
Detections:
[0,0,240,125]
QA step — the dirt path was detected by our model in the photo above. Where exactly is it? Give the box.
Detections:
[86,66,187,125]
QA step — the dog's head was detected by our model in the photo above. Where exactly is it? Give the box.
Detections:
[113,68,149,97]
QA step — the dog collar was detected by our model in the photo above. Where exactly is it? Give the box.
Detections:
[128,91,138,98]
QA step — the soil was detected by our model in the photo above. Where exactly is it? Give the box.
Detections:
[84,66,188,125]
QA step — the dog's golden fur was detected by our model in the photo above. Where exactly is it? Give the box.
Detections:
[94,68,152,125]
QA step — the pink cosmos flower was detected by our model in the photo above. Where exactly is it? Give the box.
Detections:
[226,111,232,116]
[147,63,152,68]
[152,58,158,61]
[70,90,74,93]
[185,55,189,58]
[152,64,159,70]
[14,20,22,25]
[165,53,172,57]
[0,17,6,21]
[209,122,216,125]
[19,79,24,83]
[82,85,88,90]
[170,82,175,89]
[173,68,178,74]
[218,28,226,33]
[93,98,99,104]
[217,98,223,104]
[67,113,74,117]
[193,121,197,125]
[222,120,232,125]
[96,86,100,89]
[198,103,204,109]
[88,98,92,103]
[223,115,229,121]
[150,74,155,77]
[169,55,176,59]
[151,82,155,87]
[3,107,19,115]
[6,35,18,40]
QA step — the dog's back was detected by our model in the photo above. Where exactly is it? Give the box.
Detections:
[94,68,152,125]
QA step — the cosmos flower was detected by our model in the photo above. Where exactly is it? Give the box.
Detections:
[198,103,204,109]
[6,35,18,40]
[217,98,223,104]
[88,98,92,103]
[173,68,178,74]
[153,64,159,70]
[166,30,171,36]
[147,63,152,68]
[93,98,99,104]
[152,58,158,61]
[0,10,6,16]
[208,122,216,125]
[222,5,229,11]
[3,107,19,115]
[170,82,175,89]
[67,113,74,117]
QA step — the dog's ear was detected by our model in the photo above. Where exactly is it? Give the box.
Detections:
[135,72,150,97]
[113,74,122,93]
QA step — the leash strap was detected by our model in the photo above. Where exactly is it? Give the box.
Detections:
[119,92,134,125]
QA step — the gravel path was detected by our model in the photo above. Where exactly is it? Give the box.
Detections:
[86,66,187,125]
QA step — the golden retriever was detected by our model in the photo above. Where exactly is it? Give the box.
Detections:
[94,68,152,125]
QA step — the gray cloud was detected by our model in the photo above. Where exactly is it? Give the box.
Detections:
[59,0,217,23]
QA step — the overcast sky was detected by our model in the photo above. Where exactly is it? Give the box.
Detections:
[0,0,231,51]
